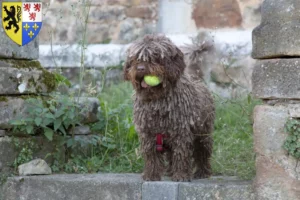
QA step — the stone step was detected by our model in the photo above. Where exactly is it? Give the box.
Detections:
[0,59,56,95]
[1,174,255,200]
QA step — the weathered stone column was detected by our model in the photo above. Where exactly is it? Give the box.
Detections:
[0,0,57,174]
[0,1,100,178]
[252,0,300,199]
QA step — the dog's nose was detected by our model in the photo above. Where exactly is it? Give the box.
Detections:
[137,65,145,72]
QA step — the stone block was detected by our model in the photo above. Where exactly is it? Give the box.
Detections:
[89,5,125,22]
[143,182,179,200]
[253,105,289,157]
[238,0,262,29]
[2,174,142,200]
[0,136,65,173]
[0,130,5,137]
[1,174,255,200]
[125,6,153,19]
[0,60,56,95]
[0,0,39,60]
[252,0,300,58]
[71,135,99,156]
[70,126,91,135]
[178,178,254,200]
[0,137,18,173]
[0,97,26,129]
[39,44,126,68]
[192,0,242,28]
[77,97,100,124]
[252,59,300,99]
[287,104,300,118]
[18,159,52,176]
[253,105,300,200]
[254,156,300,200]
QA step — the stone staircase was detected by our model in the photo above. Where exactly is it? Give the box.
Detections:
[1,174,254,200]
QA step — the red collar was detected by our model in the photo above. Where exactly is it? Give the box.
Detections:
[156,133,168,152]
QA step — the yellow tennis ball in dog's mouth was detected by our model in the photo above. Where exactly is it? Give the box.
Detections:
[144,75,161,86]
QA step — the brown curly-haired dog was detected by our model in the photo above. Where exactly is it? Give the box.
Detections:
[124,34,215,182]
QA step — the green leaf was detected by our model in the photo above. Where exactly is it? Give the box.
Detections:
[45,113,55,119]
[54,73,71,87]
[91,120,105,132]
[55,109,65,118]
[33,107,43,114]
[54,119,62,131]
[24,118,34,122]
[58,126,67,136]
[49,105,56,112]
[10,120,26,126]
[44,128,54,141]
[35,118,42,126]
[247,94,252,105]
[26,125,34,134]
[42,118,53,127]
[68,111,75,120]
[67,138,74,148]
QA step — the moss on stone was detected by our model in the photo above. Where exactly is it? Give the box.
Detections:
[0,59,42,70]
[0,96,8,102]
[0,59,57,92]
[41,70,57,93]
[27,77,36,87]
[19,94,39,100]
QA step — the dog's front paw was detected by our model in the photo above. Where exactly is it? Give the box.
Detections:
[193,171,211,179]
[171,174,192,182]
[142,173,161,181]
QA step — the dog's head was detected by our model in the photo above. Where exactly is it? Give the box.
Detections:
[123,34,186,101]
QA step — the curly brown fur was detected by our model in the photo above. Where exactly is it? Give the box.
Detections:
[124,34,215,182]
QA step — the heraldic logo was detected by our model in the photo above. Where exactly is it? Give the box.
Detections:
[2,2,42,46]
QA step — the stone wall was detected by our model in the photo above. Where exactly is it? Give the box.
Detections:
[192,0,262,30]
[252,0,300,199]
[0,1,101,177]
[40,0,262,45]
[0,0,58,174]
[40,0,158,44]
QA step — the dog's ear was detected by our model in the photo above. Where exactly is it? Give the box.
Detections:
[123,59,131,81]
[164,47,186,82]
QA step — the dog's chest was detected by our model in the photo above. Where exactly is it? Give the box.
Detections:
[134,94,187,135]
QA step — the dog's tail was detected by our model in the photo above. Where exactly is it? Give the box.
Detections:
[181,39,213,82]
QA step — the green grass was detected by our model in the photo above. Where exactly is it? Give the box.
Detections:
[63,82,143,174]
[211,95,259,179]
[96,82,143,173]
[64,82,260,179]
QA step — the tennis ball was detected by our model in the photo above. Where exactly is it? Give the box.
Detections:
[144,75,161,86]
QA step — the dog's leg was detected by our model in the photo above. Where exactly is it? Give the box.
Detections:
[193,135,213,179]
[140,135,164,181]
[171,134,193,182]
